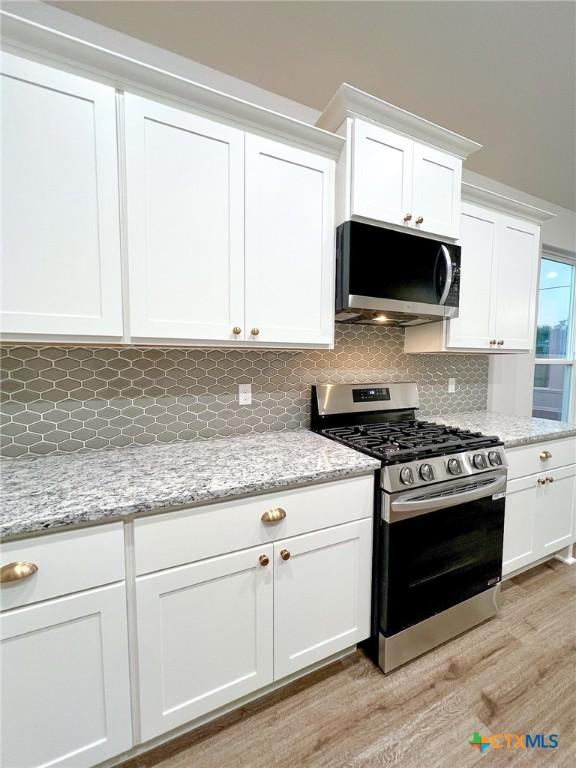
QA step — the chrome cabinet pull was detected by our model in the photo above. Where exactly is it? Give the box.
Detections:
[261,507,286,524]
[497,340,504,346]
[403,213,412,222]
[537,478,547,486]
[0,562,38,583]
[415,216,424,224]
[540,450,552,460]
[546,476,555,484]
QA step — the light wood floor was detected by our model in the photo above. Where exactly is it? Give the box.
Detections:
[122,560,576,768]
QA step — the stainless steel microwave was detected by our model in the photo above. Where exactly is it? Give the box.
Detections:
[335,221,461,326]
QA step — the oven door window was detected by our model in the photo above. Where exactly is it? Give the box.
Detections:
[380,496,504,636]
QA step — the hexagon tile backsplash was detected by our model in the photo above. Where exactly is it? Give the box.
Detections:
[0,325,488,457]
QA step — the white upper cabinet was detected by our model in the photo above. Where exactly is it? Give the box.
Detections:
[351,121,413,226]
[317,85,480,240]
[0,52,123,339]
[411,143,461,239]
[491,215,540,350]
[445,204,498,349]
[405,185,554,354]
[1,53,341,347]
[244,135,335,346]
[350,119,462,239]
[125,95,245,342]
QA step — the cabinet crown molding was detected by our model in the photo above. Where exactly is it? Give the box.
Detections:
[462,183,556,224]
[0,10,344,159]
[316,83,482,160]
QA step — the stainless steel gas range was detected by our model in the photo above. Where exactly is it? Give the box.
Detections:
[311,382,507,673]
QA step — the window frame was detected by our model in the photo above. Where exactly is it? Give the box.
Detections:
[532,247,576,422]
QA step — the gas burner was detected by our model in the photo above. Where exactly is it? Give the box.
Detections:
[320,420,501,464]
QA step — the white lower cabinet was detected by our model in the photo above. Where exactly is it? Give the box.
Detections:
[0,477,374,763]
[136,517,373,741]
[1,584,132,768]
[502,475,538,574]
[136,545,274,741]
[503,464,576,576]
[273,519,372,679]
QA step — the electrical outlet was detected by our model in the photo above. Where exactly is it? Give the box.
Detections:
[448,378,456,394]
[239,383,252,405]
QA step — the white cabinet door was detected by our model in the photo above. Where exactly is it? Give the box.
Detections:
[536,466,575,556]
[351,119,413,228]
[502,476,538,576]
[273,519,372,680]
[447,203,497,350]
[136,545,273,741]
[244,134,335,346]
[412,143,461,239]
[125,95,245,342]
[1,584,131,768]
[491,215,540,350]
[0,53,122,338]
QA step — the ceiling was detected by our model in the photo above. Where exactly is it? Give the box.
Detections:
[50,1,576,210]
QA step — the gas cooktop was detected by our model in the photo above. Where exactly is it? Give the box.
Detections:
[311,383,506,492]
[321,420,501,464]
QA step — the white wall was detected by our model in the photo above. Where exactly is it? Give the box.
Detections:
[5,0,576,420]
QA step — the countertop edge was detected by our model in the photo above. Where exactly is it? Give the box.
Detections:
[503,429,576,449]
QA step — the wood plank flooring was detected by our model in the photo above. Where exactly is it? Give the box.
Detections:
[121,560,576,768]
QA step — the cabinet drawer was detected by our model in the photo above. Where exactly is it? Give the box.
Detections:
[1,523,125,611]
[506,438,576,480]
[134,475,375,575]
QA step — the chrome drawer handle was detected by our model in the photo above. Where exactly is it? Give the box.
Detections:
[0,562,38,583]
[540,450,552,460]
[261,507,286,524]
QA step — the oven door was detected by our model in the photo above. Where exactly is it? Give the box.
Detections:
[380,471,506,636]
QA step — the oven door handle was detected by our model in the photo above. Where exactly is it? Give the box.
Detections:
[387,473,507,522]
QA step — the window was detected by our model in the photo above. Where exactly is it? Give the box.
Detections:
[532,254,576,421]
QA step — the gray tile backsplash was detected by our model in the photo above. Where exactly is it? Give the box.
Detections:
[0,325,488,457]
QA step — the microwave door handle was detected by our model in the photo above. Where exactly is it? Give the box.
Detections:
[438,245,453,306]
[386,473,507,522]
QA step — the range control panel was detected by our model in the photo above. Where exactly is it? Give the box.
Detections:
[352,387,391,403]
[381,448,508,493]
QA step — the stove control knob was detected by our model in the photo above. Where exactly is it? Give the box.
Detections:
[472,453,488,470]
[488,451,502,467]
[419,464,435,482]
[399,467,414,485]
[447,458,462,475]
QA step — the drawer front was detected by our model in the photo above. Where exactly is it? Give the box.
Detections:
[506,437,576,480]
[1,523,125,611]
[134,475,375,575]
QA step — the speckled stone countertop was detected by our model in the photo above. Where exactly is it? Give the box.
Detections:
[0,431,379,540]
[424,411,576,449]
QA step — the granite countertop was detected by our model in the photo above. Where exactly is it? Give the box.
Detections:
[0,431,379,540]
[425,411,576,449]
